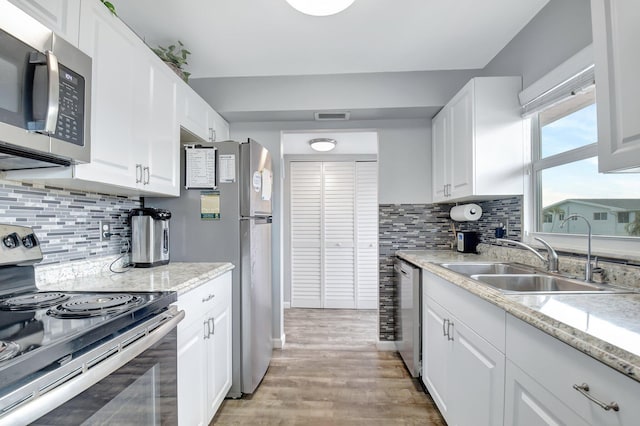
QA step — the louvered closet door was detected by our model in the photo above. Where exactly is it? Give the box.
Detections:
[355,162,379,309]
[323,162,356,308]
[290,162,322,308]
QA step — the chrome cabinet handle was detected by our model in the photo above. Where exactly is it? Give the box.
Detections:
[143,166,150,185]
[202,294,215,303]
[442,319,449,337]
[209,318,215,336]
[135,164,142,183]
[208,127,216,142]
[573,383,619,412]
[203,320,210,339]
[447,321,454,341]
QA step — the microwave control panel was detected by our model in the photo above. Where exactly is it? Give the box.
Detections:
[55,64,85,147]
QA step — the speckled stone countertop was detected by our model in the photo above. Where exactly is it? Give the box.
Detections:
[397,250,640,383]
[37,262,234,296]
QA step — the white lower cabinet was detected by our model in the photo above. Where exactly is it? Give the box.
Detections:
[421,271,505,426]
[505,359,589,426]
[176,271,232,426]
[506,314,640,426]
[422,270,640,426]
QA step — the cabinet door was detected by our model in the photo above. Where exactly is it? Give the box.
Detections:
[177,318,207,426]
[207,107,230,142]
[139,58,180,195]
[449,317,505,426]
[178,87,209,141]
[207,304,232,421]
[422,297,452,421]
[9,0,80,45]
[431,111,448,202]
[75,1,137,187]
[505,360,589,426]
[448,81,474,199]
[592,0,640,172]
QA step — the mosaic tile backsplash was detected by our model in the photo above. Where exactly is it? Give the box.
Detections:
[0,179,140,265]
[378,196,523,341]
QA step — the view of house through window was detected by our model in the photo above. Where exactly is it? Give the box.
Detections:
[534,86,640,237]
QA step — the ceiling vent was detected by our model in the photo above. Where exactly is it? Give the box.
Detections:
[314,112,350,121]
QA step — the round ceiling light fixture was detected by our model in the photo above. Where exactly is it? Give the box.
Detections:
[286,0,355,16]
[309,138,337,152]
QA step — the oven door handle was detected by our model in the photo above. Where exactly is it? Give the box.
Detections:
[0,307,184,426]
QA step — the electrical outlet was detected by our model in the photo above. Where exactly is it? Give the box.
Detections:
[100,221,111,241]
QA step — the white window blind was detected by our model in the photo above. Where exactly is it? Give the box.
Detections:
[520,65,595,117]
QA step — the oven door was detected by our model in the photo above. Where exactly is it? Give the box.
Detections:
[0,307,184,425]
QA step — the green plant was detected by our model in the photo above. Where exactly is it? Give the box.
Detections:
[100,0,116,15]
[152,41,191,82]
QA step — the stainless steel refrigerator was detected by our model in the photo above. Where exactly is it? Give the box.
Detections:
[147,139,273,397]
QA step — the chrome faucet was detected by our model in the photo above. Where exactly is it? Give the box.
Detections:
[496,237,559,272]
[560,214,594,282]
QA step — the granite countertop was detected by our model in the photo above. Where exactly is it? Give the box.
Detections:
[397,250,640,383]
[37,262,234,296]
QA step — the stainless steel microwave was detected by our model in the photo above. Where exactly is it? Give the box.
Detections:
[0,2,91,171]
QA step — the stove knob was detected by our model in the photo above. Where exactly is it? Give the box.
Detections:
[3,233,20,249]
[22,233,39,249]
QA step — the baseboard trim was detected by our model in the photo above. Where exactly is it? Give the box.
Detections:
[272,333,286,349]
[376,341,397,351]
[283,302,291,309]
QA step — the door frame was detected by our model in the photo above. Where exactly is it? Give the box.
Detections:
[283,154,378,310]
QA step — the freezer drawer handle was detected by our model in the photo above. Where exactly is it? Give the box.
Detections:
[572,383,619,412]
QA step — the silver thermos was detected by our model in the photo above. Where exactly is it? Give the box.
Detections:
[129,208,171,267]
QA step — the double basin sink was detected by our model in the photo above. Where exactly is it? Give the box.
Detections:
[439,262,632,294]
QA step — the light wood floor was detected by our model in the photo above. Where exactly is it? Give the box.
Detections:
[212,308,446,425]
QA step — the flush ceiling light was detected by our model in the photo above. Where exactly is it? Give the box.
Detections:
[286,0,355,16]
[309,138,337,152]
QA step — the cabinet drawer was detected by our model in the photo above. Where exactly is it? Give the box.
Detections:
[176,272,232,329]
[506,314,640,425]
[423,270,506,352]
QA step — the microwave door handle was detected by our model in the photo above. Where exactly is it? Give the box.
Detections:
[44,51,60,134]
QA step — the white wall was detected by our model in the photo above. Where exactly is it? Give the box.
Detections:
[481,0,592,88]
[230,118,430,336]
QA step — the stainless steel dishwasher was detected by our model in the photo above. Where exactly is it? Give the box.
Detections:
[394,258,421,377]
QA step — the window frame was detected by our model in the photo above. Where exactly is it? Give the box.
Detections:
[523,111,640,259]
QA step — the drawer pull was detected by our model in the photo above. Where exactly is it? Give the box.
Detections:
[572,383,619,412]
[446,321,454,341]
[202,294,215,303]
[442,319,449,337]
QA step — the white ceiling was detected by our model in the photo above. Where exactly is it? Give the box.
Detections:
[113,0,549,79]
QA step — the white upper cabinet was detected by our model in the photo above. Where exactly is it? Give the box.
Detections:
[9,0,81,45]
[74,0,138,189]
[5,0,224,197]
[178,87,229,143]
[431,77,524,203]
[591,0,640,172]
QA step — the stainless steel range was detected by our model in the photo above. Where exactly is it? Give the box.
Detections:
[0,224,184,424]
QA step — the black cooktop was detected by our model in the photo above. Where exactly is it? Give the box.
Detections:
[0,289,177,390]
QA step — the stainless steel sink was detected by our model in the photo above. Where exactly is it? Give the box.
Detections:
[439,262,535,276]
[469,274,631,294]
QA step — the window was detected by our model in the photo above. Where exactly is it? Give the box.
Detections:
[593,212,607,221]
[617,212,630,224]
[532,86,640,238]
